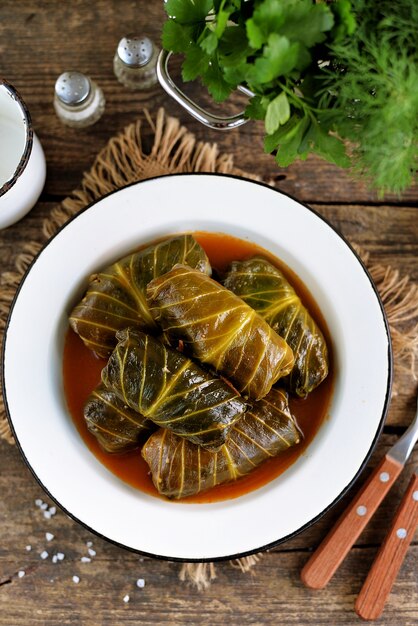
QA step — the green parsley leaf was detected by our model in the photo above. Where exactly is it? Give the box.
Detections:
[278,1,334,46]
[250,0,285,39]
[165,0,212,23]
[222,61,250,87]
[247,35,299,84]
[264,115,304,153]
[162,20,193,53]
[218,26,250,67]
[200,30,219,54]
[245,95,269,120]
[332,0,356,41]
[309,123,350,168]
[182,45,210,81]
[246,19,265,49]
[215,9,230,38]
[275,116,310,167]
[245,0,333,48]
[265,92,290,134]
[201,58,232,101]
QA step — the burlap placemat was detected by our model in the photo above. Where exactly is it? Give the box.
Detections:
[1,107,417,589]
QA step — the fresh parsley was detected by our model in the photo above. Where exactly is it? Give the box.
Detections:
[162,0,417,195]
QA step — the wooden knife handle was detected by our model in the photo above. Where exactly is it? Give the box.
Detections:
[301,454,403,589]
[355,472,418,621]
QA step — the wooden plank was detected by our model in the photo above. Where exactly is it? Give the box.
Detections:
[2,203,418,280]
[316,204,418,279]
[0,548,416,625]
[0,1,417,623]
[0,434,416,555]
[0,436,416,625]
[0,0,417,204]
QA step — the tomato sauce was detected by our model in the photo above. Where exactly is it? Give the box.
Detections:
[63,232,334,503]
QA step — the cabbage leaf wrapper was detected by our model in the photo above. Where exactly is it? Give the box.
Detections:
[69,235,211,358]
[146,265,294,400]
[101,328,247,451]
[142,388,301,499]
[223,257,328,397]
[84,384,155,453]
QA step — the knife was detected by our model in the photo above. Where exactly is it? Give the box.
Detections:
[301,394,418,590]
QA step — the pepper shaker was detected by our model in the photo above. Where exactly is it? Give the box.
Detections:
[53,71,105,128]
[113,35,159,89]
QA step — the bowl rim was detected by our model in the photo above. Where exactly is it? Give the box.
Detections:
[1,172,392,562]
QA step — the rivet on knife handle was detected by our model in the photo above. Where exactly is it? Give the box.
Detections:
[300,454,403,589]
[355,472,418,621]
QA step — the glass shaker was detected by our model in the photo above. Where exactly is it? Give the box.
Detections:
[113,35,159,89]
[53,72,105,128]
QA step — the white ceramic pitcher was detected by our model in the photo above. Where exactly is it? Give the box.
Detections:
[0,80,46,229]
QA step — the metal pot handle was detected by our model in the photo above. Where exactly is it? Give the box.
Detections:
[157,49,252,131]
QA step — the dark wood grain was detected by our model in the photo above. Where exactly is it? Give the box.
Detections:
[0,437,417,626]
[0,0,417,203]
[0,1,417,624]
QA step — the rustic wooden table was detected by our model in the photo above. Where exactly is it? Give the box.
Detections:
[0,2,417,625]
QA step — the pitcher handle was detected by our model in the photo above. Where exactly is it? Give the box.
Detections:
[156,50,251,131]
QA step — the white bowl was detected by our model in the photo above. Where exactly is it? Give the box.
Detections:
[2,174,391,561]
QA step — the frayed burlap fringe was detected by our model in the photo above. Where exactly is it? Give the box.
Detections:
[179,563,217,591]
[352,244,418,383]
[178,553,263,590]
[41,108,253,240]
[0,107,417,589]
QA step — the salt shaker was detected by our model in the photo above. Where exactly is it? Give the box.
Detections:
[113,35,159,89]
[53,72,105,128]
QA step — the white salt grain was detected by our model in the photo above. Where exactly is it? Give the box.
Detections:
[49,506,56,516]
[88,548,96,557]
[35,499,43,507]
[136,578,145,588]
[40,551,49,560]
[43,511,52,519]
[123,594,130,603]
[72,575,80,584]
[45,532,54,542]
[81,557,91,563]
[18,571,25,578]
[40,503,48,510]
[52,555,58,564]
[25,545,32,552]
[57,552,65,561]
[86,541,93,548]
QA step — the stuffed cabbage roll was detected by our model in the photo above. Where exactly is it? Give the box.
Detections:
[84,384,155,453]
[142,388,301,499]
[101,328,247,451]
[223,257,328,397]
[69,235,211,358]
[146,265,294,400]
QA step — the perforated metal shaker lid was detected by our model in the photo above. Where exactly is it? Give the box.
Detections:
[116,36,154,67]
[55,72,91,106]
